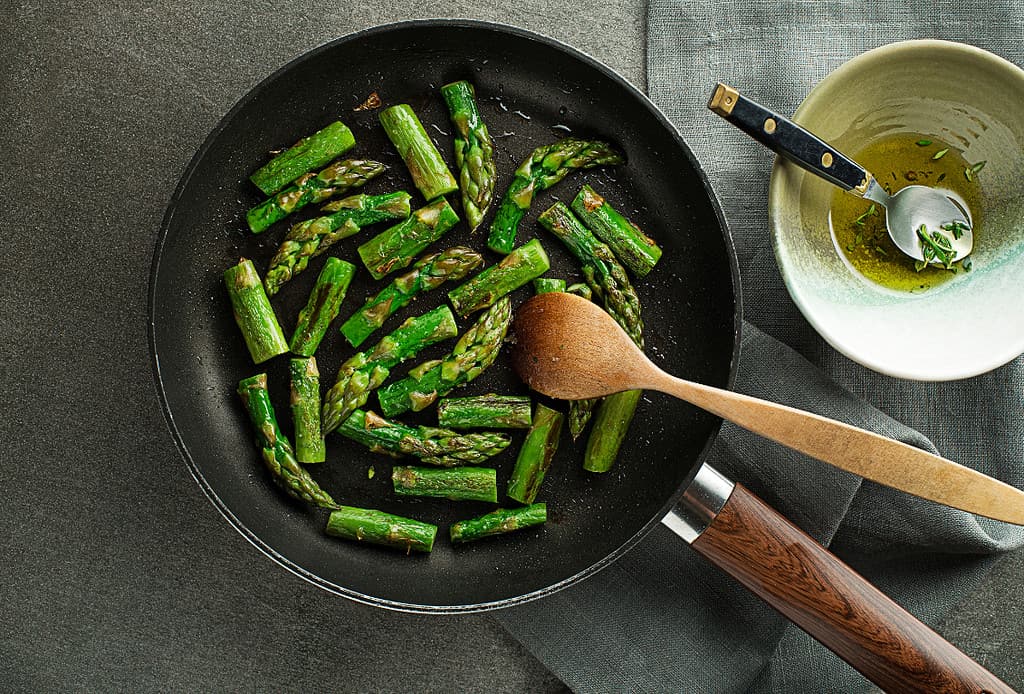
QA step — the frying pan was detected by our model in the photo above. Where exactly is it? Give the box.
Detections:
[149,20,1011,691]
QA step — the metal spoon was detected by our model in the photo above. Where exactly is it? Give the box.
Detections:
[708,83,973,265]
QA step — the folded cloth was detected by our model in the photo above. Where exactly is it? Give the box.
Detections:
[495,2,1024,691]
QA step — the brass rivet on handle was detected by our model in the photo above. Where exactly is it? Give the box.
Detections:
[821,152,834,168]
[763,118,777,134]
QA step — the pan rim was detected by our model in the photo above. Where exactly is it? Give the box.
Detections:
[148,17,743,614]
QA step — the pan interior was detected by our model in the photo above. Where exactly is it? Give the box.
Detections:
[150,21,737,611]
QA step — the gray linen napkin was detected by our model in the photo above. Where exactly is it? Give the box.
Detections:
[495,2,1024,691]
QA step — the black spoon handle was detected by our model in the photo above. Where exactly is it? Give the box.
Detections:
[708,82,870,193]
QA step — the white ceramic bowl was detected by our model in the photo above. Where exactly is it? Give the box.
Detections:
[769,40,1024,380]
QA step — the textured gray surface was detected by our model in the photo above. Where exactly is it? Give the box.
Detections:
[1,0,1021,692]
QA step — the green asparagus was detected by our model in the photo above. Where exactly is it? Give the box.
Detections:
[566,282,593,300]
[357,199,460,280]
[237,373,338,509]
[337,410,510,466]
[321,305,459,435]
[250,121,356,195]
[246,159,385,234]
[571,185,662,277]
[507,404,563,504]
[224,258,289,364]
[289,257,355,357]
[441,80,496,231]
[447,238,550,317]
[392,466,498,503]
[533,278,566,294]
[289,357,325,463]
[340,247,483,348]
[437,395,533,430]
[326,506,437,553]
[376,296,512,417]
[487,138,625,254]
[264,191,411,297]
[584,389,643,473]
[450,504,547,544]
[379,104,458,201]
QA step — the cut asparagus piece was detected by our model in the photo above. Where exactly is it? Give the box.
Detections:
[571,185,662,277]
[566,282,593,300]
[441,80,496,231]
[340,246,483,348]
[584,389,643,473]
[246,159,385,234]
[376,296,512,417]
[337,410,510,466]
[250,121,356,195]
[224,258,289,364]
[237,373,338,509]
[448,238,550,317]
[326,507,437,553]
[392,466,498,502]
[264,191,411,297]
[289,357,325,463]
[487,138,625,254]
[379,104,458,201]
[357,199,460,280]
[450,504,547,544]
[321,305,459,435]
[533,278,567,294]
[289,257,356,357]
[507,403,563,504]
[437,395,533,430]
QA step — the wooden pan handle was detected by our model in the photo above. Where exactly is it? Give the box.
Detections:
[689,483,1014,693]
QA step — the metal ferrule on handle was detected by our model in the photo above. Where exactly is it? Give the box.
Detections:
[661,464,735,543]
[708,82,871,194]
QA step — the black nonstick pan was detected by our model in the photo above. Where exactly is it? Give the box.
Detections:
[149,21,1011,691]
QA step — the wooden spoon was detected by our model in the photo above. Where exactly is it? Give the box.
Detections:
[511,292,1024,524]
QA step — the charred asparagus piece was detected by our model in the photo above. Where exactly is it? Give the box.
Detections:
[447,238,550,317]
[450,504,547,544]
[441,80,496,231]
[487,138,625,254]
[507,403,563,504]
[326,507,437,553]
[340,246,483,348]
[289,357,325,463]
[237,373,338,509]
[532,278,566,294]
[392,466,498,502]
[437,395,533,430]
[250,120,355,195]
[224,258,289,364]
[379,104,458,201]
[357,199,460,280]
[376,296,512,417]
[289,257,356,357]
[571,185,662,277]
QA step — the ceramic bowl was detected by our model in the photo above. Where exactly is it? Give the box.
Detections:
[769,40,1024,380]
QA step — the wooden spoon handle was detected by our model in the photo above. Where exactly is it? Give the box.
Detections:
[690,483,1014,693]
[657,375,1024,524]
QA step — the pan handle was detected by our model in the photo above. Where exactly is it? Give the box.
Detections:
[665,467,1014,693]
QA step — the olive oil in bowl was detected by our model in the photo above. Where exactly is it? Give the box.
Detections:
[828,133,984,293]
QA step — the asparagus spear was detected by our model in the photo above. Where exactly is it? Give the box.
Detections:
[566,282,593,300]
[237,373,338,509]
[337,410,510,466]
[357,199,460,280]
[321,305,459,435]
[289,257,356,357]
[264,191,411,297]
[538,202,643,471]
[379,104,458,201]
[437,395,533,430]
[250,120,356,195]
[507,404,563,504]
[487,138,625,254]
[441,80,496,231]
[392,466,498,502]
[450,504,547,544]
[533,277,566,294]
[571,185,662,277]
[224,258,289,364]
[326,506,437,553]
[340,246,483,348]
[376,296,512,417]
[447,238,550,317]
[246,159,385,234]
[289,357,325,463]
